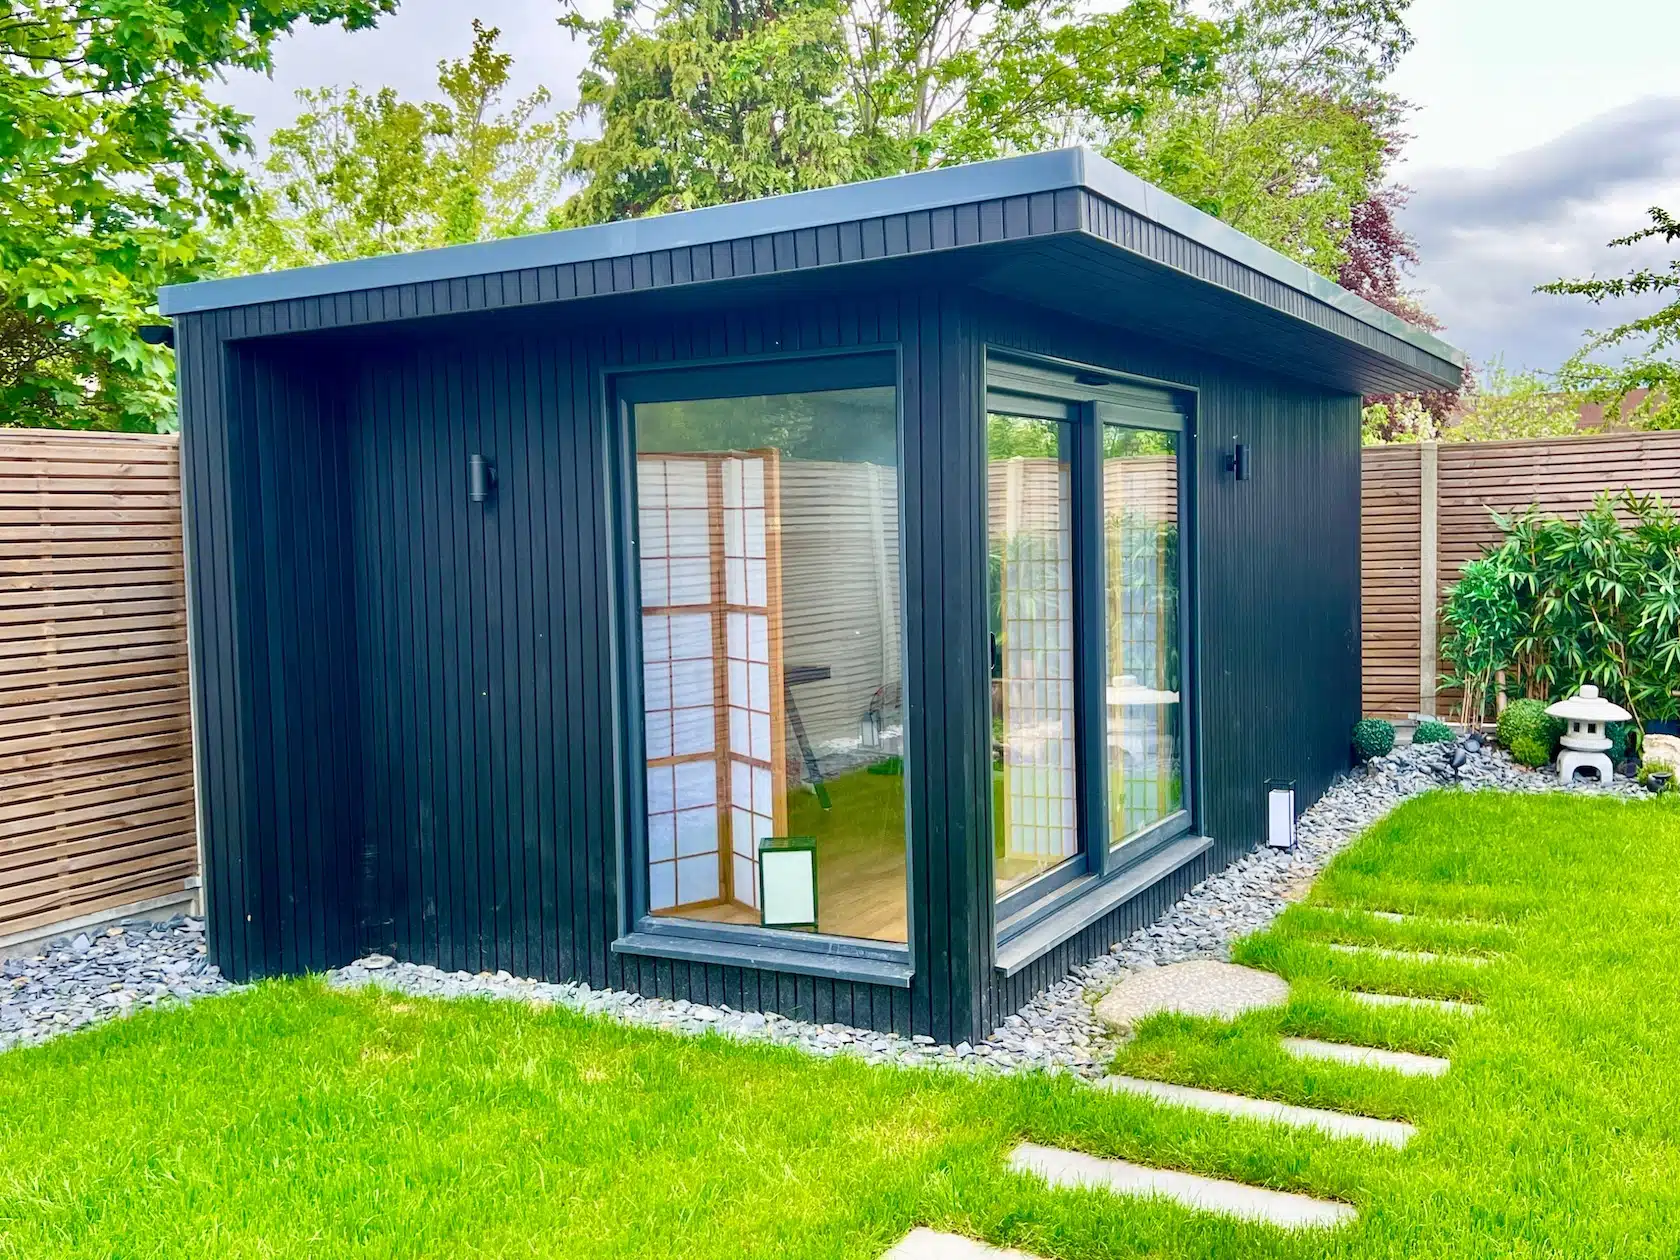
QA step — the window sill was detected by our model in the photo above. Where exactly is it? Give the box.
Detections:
[994,832,1213,978]
[612,931,914,989]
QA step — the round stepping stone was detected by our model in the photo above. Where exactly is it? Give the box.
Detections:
[1095,961,1288,1031]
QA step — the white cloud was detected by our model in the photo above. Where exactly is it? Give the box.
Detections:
[213,0,597,147]
[1401,98,1680,374]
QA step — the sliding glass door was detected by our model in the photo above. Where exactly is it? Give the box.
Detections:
[1102,422,1184,849]
[987,355,1192,919]
[987,413,1080,897]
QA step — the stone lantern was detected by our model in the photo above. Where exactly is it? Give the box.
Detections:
[1546,685,1632,784]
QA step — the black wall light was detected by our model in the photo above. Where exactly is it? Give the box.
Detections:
[468,454,496,503]
[1227,440,1252,482]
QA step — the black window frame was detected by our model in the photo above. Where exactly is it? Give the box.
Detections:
[604,348,916,986]
[984,350,1200,944]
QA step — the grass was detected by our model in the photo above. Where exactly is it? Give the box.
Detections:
[3,791,1679,1257]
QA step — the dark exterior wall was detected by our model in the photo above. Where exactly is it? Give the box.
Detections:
[979,299,1363,1016]
[180,326,361,979]
[179,282,1360,1042]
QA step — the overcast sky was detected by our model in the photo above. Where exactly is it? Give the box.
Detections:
[214,0,1680,374]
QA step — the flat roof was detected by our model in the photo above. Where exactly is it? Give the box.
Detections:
[159,146,1466,372]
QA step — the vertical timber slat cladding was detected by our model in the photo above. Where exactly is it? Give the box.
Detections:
[1359,429,1680,720]
[0,430,197,942]
[1360,445,1424,720]
[179,282,1366,1041]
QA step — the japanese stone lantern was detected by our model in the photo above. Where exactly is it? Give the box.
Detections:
[1546,685,1631,784]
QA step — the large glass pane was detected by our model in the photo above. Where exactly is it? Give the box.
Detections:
[1103,424,1183,845]
[635,385,906,943]
[988,413,1080,897]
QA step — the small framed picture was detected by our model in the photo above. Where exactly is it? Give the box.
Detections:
[758,836,819,931]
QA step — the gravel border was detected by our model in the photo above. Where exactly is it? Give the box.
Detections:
[1,916,227,1054]
[2,741,1644,1064]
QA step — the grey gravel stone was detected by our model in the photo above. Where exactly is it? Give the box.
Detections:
[0,915,228,1055]
[5,740,1630,1066]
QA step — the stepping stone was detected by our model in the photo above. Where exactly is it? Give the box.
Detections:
[1282,1037,1450,1077]
[1351,991,1481,1017]
[881,1229,1042,1259]
[1096,961,1288,1031]
[1368,911,1408,923]
[1098,1075,1415,1147]
[1327,943,1489,967]
[1009,1142,1356,1229]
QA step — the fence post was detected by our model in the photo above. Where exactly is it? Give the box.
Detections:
[1418,441,1439,718]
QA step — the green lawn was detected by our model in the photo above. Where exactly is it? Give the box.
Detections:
[3,791,1678,1258]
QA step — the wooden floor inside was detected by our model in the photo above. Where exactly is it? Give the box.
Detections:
[656,766,909,943]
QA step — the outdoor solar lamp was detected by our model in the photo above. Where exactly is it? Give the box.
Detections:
[1266,779,1297,851]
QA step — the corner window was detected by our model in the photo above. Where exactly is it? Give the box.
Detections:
[987,353,1194,922]
[626,358,907,945]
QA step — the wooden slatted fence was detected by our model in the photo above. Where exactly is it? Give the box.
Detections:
[1362,429,1680,720]
[0,430,197,947]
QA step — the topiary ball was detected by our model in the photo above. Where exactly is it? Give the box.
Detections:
[1352,718,1396,762]
[1497,698,1563,769]
[1413,719,1455,745]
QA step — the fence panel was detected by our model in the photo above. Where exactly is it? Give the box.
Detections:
[1362,429,1680,720]
[0,430,197,945]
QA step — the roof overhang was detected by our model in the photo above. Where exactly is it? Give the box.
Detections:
[160,147,1465,396]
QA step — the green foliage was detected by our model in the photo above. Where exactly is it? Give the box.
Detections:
[1362,395,1435,445]
[1412,719,1454,745]
[1107,0,1412,275]
[1637,759,1676,792]
[0,0,394,432]
[1352,717,1395,761]
[1541,206,1680,432]
[1444,360,1586,443]
[1441,491,1680,725]
[220,21,569,273]
[1497,699,1562,769]
[560,0,1408,272]
[1606,719,1635,760]
[1439,555,1524,723]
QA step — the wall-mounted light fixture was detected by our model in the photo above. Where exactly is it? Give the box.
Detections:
[1266,778,1297,851]
[468,454,496,504]
[1228,440,1252,482]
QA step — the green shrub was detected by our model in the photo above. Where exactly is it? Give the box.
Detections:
[1413,719,1455,745]
[1498,699,1563,768]
[1440,491,1680,726]
[1637,760,1676,793]
[1607,720,1636,759]
[1352,718,1396,762]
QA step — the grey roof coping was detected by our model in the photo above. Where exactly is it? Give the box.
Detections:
[158,146,1466,371]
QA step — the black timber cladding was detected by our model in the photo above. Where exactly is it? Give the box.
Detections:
[171,147,1397,1041]
[178,281,1363,1041]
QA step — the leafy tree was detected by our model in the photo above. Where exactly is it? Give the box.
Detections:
[560,0,1224,224]
[1444,360,1582,443]
[1540,206,1680,431]
[1110,0,1411,274]
[1342,182,1465,435]
[0,0,394,432]
[223,21,570,273]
